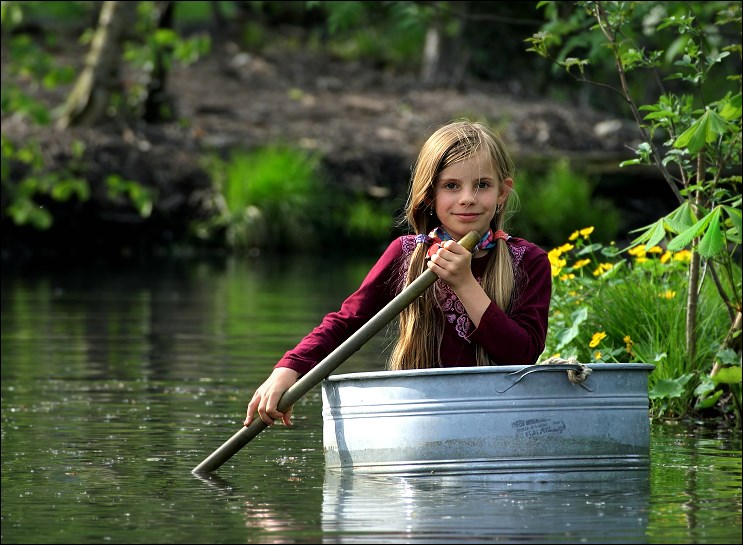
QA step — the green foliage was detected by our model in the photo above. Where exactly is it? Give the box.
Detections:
[344,199,394,243]
[194,146,326,250]
[543,227,736,419]
[194,145,398,252]
[1,136,88,229]
[173,1,236,24]
[529,0,742,425]
[1,135,157,230]
[0,31,75,125]
[515,159,621,246]
[307,1,428,68]
[105,174,156,218]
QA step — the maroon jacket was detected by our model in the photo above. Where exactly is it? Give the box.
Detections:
[275,235,551,374]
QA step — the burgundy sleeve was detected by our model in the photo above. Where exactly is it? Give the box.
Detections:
[274,238,404,374]
[468,247,552,365]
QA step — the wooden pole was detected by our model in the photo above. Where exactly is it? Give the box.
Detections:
[192,230,481,473]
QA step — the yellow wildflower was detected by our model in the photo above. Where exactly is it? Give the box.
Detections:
[660,251,672,264]
[628,246,646,257]
[673,250,692,262]
[658,290,676,299]
[648,246,663,254]
[589,331,607,348]
[558,243,574,254]
[579,226,595,237]
[572,258,591,269]
[624,335,634,356]
[592,263,614,276]
[594,351,602,360]
[560,273,575,281]
[569,231,580,241]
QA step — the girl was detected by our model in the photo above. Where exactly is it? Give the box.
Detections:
[246,120,552,427]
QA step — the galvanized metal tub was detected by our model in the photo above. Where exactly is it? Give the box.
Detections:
[321,363,654,480]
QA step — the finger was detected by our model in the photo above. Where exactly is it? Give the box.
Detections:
[257,404,275,426]
[245,394,261,426]
[282,406,294,427]
[264,389,288,426]
[431,249,451,263]
[444,240,466,255]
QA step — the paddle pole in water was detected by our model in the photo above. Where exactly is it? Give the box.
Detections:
[192,230,481,474]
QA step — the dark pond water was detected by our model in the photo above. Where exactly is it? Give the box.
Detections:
[1,256,741,544]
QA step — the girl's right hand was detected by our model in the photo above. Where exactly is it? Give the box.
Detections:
[245,367,301,427]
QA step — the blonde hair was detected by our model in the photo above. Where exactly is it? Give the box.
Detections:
[388,120,516,370]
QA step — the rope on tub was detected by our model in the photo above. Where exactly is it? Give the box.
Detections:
[539,356,593,385]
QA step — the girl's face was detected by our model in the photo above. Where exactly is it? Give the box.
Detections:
[433,149,511,241]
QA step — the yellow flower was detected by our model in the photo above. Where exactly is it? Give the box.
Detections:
[592,263,614,276]
[624,335,634,356]
[558,243,574,254]
[628,246,646,257]
[658,290,676,299]
[579,226,595,237]
[648,246,663,254]
[572,258,591,269]
[569,231,580,241]
[660,251,672,264]
[551,261,566,277]
[634,256,648,264]
[673,250,692,262]
[589,331,607,348]
[560,273,575,281]
[594,351,602,360]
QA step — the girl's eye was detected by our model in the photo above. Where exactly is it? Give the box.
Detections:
[477,181,492,189]
[443,182,459,190]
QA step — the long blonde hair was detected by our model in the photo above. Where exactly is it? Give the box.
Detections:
[388,120,516,370]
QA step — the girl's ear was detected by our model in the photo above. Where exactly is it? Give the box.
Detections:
[499,178,514,205]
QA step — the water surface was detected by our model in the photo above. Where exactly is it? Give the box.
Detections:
[1,257,741,544]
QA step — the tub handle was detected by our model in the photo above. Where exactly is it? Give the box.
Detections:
[496,363,595,393]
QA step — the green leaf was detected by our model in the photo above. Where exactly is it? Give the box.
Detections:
[712,366,742,385]
[663,202,696,234]
[667,211,714,251]
[674,110,728,153]
[719,92,742,121]
[723,205,742,243]
[696,208,724,258]
[628,219,667,249]
[649,373,693,400]
[555,307,588,351]
[695,389,723,409]
[717,348,742,367]
[694,375,716,396]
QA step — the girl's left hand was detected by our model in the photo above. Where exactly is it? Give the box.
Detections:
[427,240,476,289]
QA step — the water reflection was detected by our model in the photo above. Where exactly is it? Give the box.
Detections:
[321,470,650,544]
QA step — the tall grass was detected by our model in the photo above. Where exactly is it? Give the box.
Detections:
[195,145,393,253]
[195,146,325,251]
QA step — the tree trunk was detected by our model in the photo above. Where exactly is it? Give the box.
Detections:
[420,1,470,88]
[56,1,138,129]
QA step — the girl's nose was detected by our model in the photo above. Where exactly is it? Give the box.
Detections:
[459,186,477,206]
